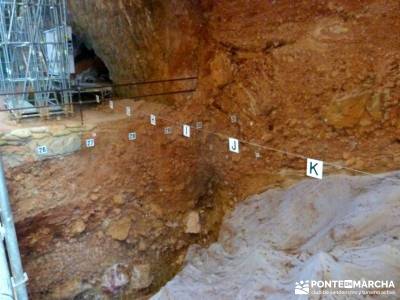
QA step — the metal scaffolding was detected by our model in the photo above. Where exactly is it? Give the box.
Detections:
[0,158,28,300]
[0,0,74,120]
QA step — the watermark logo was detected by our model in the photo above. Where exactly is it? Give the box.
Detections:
[295,280,310,295]
[294,280,396,296]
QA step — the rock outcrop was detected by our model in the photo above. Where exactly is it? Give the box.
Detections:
[0,124,94,167]
[68,0,201,82]
[154,173,400,299]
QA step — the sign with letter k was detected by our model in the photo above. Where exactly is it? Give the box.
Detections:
[306,158,323,179]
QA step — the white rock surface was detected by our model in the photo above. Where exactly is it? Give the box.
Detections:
[153,173,400,299]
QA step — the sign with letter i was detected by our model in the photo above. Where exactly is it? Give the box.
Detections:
[229,137,239,153]
[183,124,191,138]
[306,158,323,179]
[150,114,156,126]
[109,100,114,109]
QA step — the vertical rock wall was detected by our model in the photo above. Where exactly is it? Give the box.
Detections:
[68,0,202,82]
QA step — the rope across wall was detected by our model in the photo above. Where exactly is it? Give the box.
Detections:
[2,77,399,184]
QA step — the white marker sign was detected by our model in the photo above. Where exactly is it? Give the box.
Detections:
[109,100,114,109]
[150,114,156,126]
[306,158,323,179]
[37,145,48,155]
[228,137,239,153]
[128,132,136,141]
[86,138,95,148]
[164,127,172,135]
[183,124,191,138]
[96,95,100,103]
[126,106,132,117]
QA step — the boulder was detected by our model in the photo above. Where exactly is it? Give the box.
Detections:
[101,264,130,294]
[4,128,32,140]
[29,134,81,157]
[70,219,86,236]
[131,264,153,290]
[73,288,103,300]
[112,194,125,205]
[323,92,369,129]
[30,126,49,133]
[50,278,91,300]
[106,217,131,241]
[210,51,233,88]
[185,211,201,234]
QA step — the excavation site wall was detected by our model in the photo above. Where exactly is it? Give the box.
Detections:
[2,0,400,299]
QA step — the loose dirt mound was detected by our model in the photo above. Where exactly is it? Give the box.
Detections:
[154,173,400,299]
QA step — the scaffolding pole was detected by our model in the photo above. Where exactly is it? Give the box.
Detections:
[0,227,14,300]
[0,158,28,300]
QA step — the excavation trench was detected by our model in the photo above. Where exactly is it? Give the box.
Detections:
[3,92,400,298]
[2,101,233,299]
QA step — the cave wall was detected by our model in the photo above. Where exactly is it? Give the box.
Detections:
[196,0,400,197]
[68,0,202,82]
[69,0,400,181]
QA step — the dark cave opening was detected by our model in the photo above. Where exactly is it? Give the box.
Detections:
[72,35,111,85]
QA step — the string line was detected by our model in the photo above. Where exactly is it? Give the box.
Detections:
[11,96,399,185]
[123,108,400,185]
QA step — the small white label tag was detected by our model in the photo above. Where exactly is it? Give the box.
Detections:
[150,114,156,126]
[228,137,239,153]
[126,106,131,117]
[255,152,261,159]
[164,127,172,135]
[86,138,95,148]
[37,145,48,155]
[230,115,238,123]
[306,158,323,179]
[183,124,191,138]
[95,95,100,103]
[128,132,136,141]
[109,100,114,109]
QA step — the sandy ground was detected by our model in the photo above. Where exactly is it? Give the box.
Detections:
[154,173,400,299]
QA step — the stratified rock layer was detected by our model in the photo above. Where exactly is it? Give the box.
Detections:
[154,173,400,299]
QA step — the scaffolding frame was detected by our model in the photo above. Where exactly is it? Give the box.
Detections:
[0,0,73,120]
